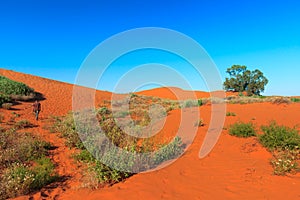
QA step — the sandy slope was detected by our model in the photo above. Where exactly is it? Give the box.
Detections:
[1,69,300,200]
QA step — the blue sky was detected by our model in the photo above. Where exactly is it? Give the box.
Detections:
[0,0,299,95]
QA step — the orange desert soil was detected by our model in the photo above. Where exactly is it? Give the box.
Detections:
[1,69,299,200]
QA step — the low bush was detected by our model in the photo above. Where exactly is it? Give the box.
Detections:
[291,98,300,103]
[272,97,291,104]
[259,121,300,151]
[52,108,185,187]
[0,94,11,106]
[153,136,184,165]
[0,131,51,168]
[0,157,57,199]
[14,119,34,129]
[226,112,236,116]
[51,114,83,149]
[0,76,34,96]
[181,99,199,108]
[228,122,256,138]
[0,129,56,199]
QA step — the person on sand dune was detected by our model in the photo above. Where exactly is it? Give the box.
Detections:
[32,100,41,121]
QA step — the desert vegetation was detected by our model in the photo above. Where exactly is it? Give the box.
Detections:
[0,76,37,108]
[50,94,185,187]
[0,127,57,199]
[228,121,300,175]
[228,121,256,138]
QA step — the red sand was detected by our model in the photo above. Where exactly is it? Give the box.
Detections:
[1,69,300,200]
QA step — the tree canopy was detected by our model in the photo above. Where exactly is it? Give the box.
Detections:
[223,65,268,96]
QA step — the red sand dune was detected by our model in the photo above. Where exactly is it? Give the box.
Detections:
[137,87,240,100]
[137,87,210,100]
[1,69,300,200]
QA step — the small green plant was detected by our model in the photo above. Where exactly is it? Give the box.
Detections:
[259,121,300,151]
[197,99,203,106]
[12,111,20,118]
[30,156,58,189]
[291,98,300,103]
[226,112,236,116]
[229,122,256,138]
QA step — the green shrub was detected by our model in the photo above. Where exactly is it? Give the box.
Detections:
[30,156,58,190]
[226,112,236,116]
[0,76,34,96]
[153,136,184,165]
[0,163,35,199]
[73,149,95,163]
[91,160,131,184]
[197,99,203,106]
[0,131,51,168]
[259,121,300,151]
[0,131,55,199]
[291,98,300,103]
[0,158,57,199]
[0,94,11,106]
[229,122,256,138]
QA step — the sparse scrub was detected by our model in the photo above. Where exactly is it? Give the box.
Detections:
[272,97,291,104]
[52,103,185,187]
[0,157,57,199]
[153,136,184,165]
[14,119,34,129]
[181,99,199,108]
[51,114,83,149]
[229,122,256,138]
[0,129,56,199]
[259,121,300,151]
[226,112,236,116]
[0,131,51,168]
[271,147,300,175]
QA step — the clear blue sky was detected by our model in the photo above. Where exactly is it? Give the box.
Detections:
[0,0,299,95]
